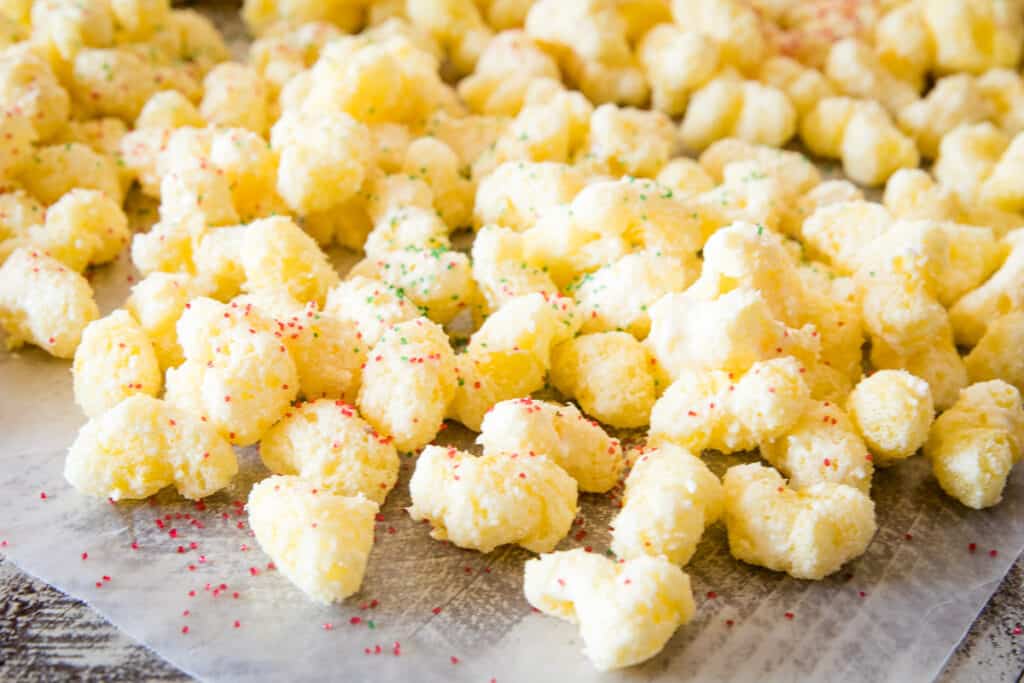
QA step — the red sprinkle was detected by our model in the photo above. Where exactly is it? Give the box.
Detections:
[1013,626,1022,636]
[249,567,260,576]
[81,552,88,560]
[968,543,977,553]
[322,623,334,631]
[181,626,189,634]
[450,656,460,665]
[784,612,794,620]
[350,617,362,625]
[904,533,913,541]
[989,549,998,557]
[858,591,866,598]
[726,619,735,627]
[432,607,442,615]
[234,620,241,629]
[130,542,139,551]
[706,591,717,599]
[40,492,47,500]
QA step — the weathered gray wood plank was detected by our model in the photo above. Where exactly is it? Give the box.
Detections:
[0,557,186,682]
[938,557,1024,683]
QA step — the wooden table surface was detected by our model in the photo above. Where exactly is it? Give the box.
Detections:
[1,553,1021,682]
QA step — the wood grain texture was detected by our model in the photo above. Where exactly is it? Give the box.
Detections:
[937,558,1024,683]
[2,552,1022,682]
[0,558,186,682]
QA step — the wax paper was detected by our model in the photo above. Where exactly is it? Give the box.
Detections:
[2,240,1023,683]
[2,6,1024,682]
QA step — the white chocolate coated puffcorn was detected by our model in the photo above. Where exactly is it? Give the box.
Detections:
[248,475,377,604]
[522,178,703,288]
[356,317,456,452]
[926,380,1024,510]
[583,103,677,178]
[408,445,577,553]
[471,224,557,313]
[323,276,420,348]
[897,74,991,158]
[357,247,477,325]
[240,216,340,307]
[825,39,919,116]
[650,357,812,454]
[525,0,647,107]
[477,398,623,493]
[571,250,696,339]
[760,400,874,493]
[446,293,579,431]
[124,273,208,371]
[950,229,1024,347]
[260,399,398,504]
[549,331,658,429]
[271,109,374,216]
[524,549,695,670]
[0,247,98,358]
[965,313,1024,396]
[457,30,560,116]
[847,370,934,466]
[645,287,818,382]
[473,161,586,232]
[722,463,876,580]
[21,189,129,273]
[801,97,918,186]
[72,310,162,419]
[65,395,238,501]
[164,297,299,446]
[611,444,723,565]
[680,75,796,152]
[638,23,719,116]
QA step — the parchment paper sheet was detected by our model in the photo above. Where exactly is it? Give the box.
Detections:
[2,6,1024,681]
[1,242,1023,683]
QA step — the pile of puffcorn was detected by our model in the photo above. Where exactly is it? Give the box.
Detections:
[0,0,1023,671]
